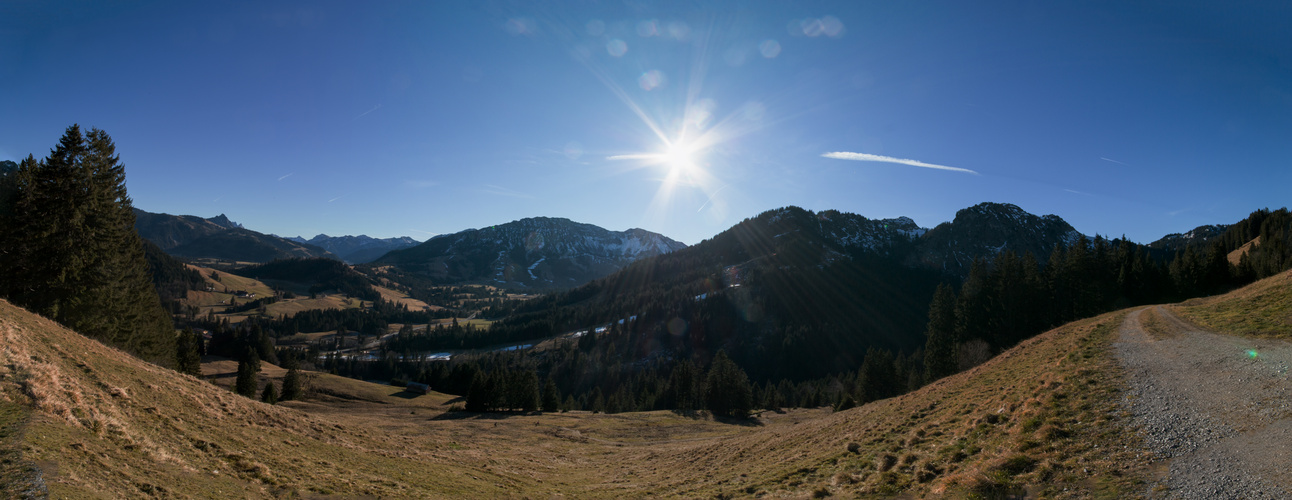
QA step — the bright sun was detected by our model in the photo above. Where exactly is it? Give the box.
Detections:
[663,141,696,173]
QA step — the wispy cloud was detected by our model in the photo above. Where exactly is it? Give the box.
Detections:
[480,184,535,199]
[821,152,978,175]
[1063,188,1094,197]
[278,172,294,181]
[354,104,382,120]
[408,229,439,238]
[1099,157,1130,166]
[328,195,345,203]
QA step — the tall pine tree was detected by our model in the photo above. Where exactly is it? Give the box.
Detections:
[0,125,174,364]
[704,350,753,419]
[923,283,958,382]
[175,327,203,376]
[235,347,261,398]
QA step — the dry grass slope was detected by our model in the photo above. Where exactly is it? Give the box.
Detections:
[1174,268,1292,338]
[0,299,542,498]
[643,311,1152,499]
[1,294,1158,498]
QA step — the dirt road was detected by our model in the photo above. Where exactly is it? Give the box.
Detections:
[1116,307,1292,499]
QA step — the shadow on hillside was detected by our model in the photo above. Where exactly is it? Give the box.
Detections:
[670,409,765,427]
[430,410,540,421]
[388,390,421,399]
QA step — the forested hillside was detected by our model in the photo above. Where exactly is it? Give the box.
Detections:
[319,205,1292,418]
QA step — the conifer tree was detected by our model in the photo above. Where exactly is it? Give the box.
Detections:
[280,351,304,401]
[541,377,560,412]
[261,381,279,404]
[235,347,261,398]
[590,387,605,413]
[704,350,753,418]
[0,126,174,364]
[923,283,958,382]
[465,372,492,412]
[515,371,540,412]
[666,359,700,411]
[176,327,203,377]
[856,348,898,404]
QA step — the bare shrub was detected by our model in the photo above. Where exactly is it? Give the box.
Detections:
[958,339,994,371]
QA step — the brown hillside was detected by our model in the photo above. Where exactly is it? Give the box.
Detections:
[1174,266,1292,338]
[1226,236,1260,266]
[0,299,538,498]
[0,293,1157,498]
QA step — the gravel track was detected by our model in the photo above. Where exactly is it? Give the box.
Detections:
[1115,307,1292,499]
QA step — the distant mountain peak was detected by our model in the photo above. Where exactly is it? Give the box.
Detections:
[133,209,334,263]
[910,202,1083,275]
[206,213,242,229]
[378,217,686,288]
[1148,224,1230,251]
[293,234,422,264]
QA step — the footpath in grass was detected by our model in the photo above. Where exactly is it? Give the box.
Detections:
[0,396,45,498]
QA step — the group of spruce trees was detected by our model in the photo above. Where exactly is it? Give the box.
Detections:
[233,347,304,404]
[0,125,175,364]
[924,224,1292,382]
[458,349,754,417]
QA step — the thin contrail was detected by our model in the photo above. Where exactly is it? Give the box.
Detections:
[697,184,731,212]
[354,104,382,119]
[822,152,978,175]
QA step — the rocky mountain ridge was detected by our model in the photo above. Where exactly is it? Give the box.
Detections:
[909,202,1083,276]
[1148,224,1231,252]
[376,217,686,288]
[133,209,336,263]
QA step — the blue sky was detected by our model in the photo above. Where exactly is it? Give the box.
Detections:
[3,1,1289,245]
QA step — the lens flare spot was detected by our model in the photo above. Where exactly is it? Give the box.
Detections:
[638,69,665,90]
[667,317,688,336]
[606,39,628,57]
[666,21,691,40]
[1247,349,1259,359]
[759,39,781,58]
[636,19,659,37]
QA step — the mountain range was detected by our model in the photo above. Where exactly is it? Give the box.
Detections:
[375,216,688,288]
[285,234,420,264]
[133,209,337,263]
[479,202,1089,380]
